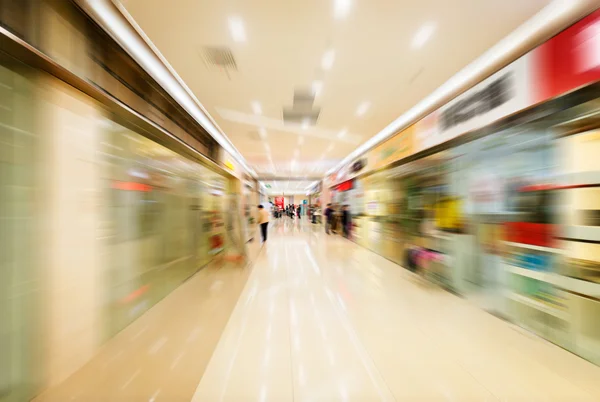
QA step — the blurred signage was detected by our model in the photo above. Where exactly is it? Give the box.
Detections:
[220,149,243,176]
[275,197,284,208]
[224,160,235,171]
[415,56,531,152]
[440,73,513,130]
[532,9,600,103]
[413,9,600,153]
[351,158,366,173]
[370,125,414,169]
[328,9,600,185]
[336,180,353,192]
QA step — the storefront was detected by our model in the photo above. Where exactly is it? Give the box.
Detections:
[327,8,600,365]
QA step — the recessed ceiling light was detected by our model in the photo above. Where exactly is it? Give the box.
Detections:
[312,80,323,96]
[412,22,436,49]
[337,128,348,138]
[301,118,310,130]
[321,50,335,70]
[228,16,247,42]
[356,101,370,116]
[251,101,262,115]
[334,0,351,19]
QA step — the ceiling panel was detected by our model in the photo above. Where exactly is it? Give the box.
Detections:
[119,0,552,178]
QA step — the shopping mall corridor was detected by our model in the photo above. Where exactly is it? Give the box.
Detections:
[36,219,600,402]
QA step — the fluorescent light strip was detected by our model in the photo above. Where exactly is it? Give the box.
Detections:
[326,0,587,177]
[81,0,256,177]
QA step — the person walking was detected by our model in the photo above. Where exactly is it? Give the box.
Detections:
[297,205,301,220]
[257,205,269,243]
[324,203,333,234]
[341,204,351,238]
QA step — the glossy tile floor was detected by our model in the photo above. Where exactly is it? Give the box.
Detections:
[36,218,600,401]
[194,218,600,402]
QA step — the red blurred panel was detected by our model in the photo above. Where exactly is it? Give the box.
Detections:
[112,181,152,192]
[275,196,284,209]
[504,222,557,248]
[336,180,353,192]
[532,9,600,103]
[120,284,150,304]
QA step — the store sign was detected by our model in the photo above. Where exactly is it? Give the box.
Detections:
[440,73,513,130]
[336,180,353,192]
[275,197,284,209]
[415,56,532,152]
[532,9,600,103]
[351,158,366,173]
[370,125,414,170]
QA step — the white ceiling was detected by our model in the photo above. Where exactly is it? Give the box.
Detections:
[261,180,316,196]
[118,0,552,179]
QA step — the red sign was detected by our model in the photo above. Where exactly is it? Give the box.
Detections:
[532,9,600,103]
[274,197,284,209]
[336,180,353,192]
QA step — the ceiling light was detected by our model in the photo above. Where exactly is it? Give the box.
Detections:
[312,80,323,96]
[302,118,310,130]
[334,0,352,19]
[356,101,370,116]
[259,127,267,139]
[228,16,247,42]
[337,128,348,138]
[412,22,436,49]
[251,101,262,115]
[321,50,335,70]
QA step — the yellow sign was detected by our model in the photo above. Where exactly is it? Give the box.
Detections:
[370,124,414,170]
[224,160,235,171]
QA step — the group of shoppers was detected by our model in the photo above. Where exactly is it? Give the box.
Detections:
[257,202,352,244]
[324,203,352,238]
[257,203,304,244]
[274,204,302,219]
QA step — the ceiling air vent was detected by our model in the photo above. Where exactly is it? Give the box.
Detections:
[282,108,320,125]
[282,87,320,125]
[293,89,315,110]
[200,46,238,78]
